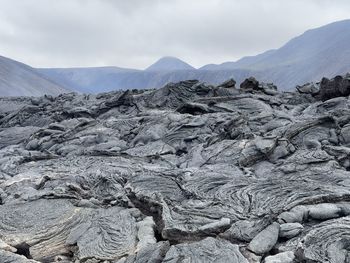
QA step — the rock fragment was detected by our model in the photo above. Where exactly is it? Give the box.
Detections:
[163,237,249,263]
[318,74,350,101]
[279,223,303,239]
[247,222,280,255]
[264,251,295,263]
[308,203,341,220]
[218,78,236,88]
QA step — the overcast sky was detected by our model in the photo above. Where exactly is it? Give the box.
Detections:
[0,0,349,69]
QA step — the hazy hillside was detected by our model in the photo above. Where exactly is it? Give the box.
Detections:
[39,67,254,93]
[38,67,141,93]
[0,55,69,96]
[201,19,350,89]
[35,20,350,93]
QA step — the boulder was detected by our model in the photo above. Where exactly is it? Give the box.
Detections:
[240,77,260,91]
[318,74,350,101]
[163,237,249,263]
[308,203,341,220]
[247,222,280,255]
[279,223,304,239]
[218,78,236,89]
[264,251,295,263]
[296,82,319,95]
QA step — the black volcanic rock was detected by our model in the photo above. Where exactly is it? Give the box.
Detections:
[1,75,350,262]
[240,76,278,95]
[240,76,260,90]
[318,74,350,101]
[218,78,236,88]
[296,82,320,95]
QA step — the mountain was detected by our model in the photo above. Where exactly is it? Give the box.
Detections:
[0,55,69,97]
[35,19,350,93]
[145,56,195,71]
[38,67,253,93]
[37,67,141,93]
[200,19,350,89]
[200,49,277,71]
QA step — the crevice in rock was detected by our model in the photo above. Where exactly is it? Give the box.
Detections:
[127,192,166,240]
[154,227,166,243]
[14,242,32,259]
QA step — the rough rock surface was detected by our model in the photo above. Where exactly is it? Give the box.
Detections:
[247,222,280,255]
[1,75,350,262]
[163,237,248,263]
[319,74,350,101]
[264,251,295,263]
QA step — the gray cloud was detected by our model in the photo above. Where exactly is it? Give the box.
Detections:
[0,0,349,69]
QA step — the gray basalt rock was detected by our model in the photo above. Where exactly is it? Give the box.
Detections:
[296,82,319,95]
[73,208,138,261]
[0,250,40,263]
[264,251,295,263]
[220,218,272,242]
[162,237,248,263]
[240,77,278,95]
[279,223,304,239]
[0,199,142,262]
[218,78,236,88]
[0,126,40,149]
[318,74,350,101]
[240,76,259,91]
[307,203,342,220]
[247,222,280,255]
[2,76,350,261]
[0,199,82,261]
[295,216,350,262]
[133,241,170,263]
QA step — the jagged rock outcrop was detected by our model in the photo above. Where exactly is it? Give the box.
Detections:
[217,78,236,89]
[296,73,350,101]
[1,75,350,262]
[319,74,350,101]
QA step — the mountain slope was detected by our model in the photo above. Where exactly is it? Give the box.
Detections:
[37,20,350,92]
[38,67,140,93]
[145,56,195,71]
[200,19,350,89]
[39,68,254,92]
[0,55,69,96]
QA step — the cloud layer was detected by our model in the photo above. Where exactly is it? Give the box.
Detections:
[0,0,349,69]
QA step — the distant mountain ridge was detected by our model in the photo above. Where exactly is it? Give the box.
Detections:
[1,19,350,96]
[38,67,141,93]
[37,20,350,93]
[38,67,254,93]
[200,19,350,89]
